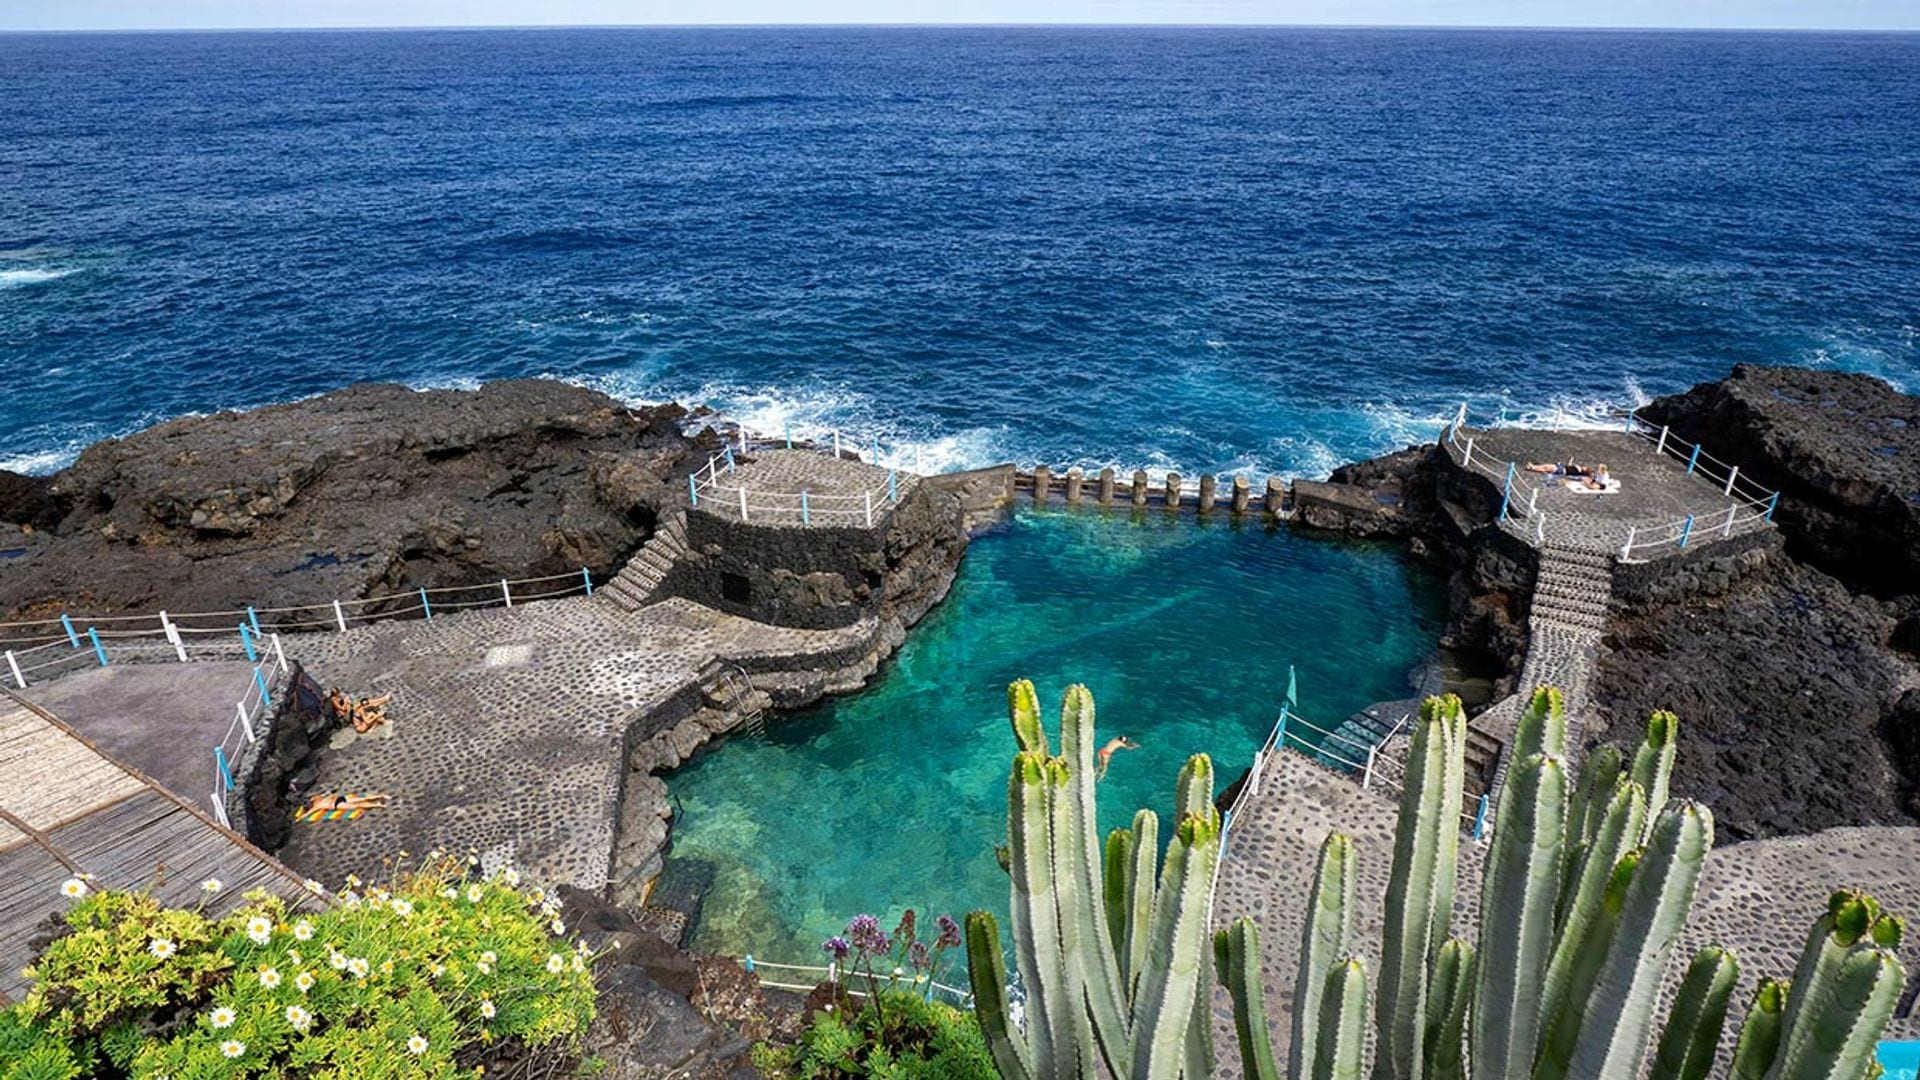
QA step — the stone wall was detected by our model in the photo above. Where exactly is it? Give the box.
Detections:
[228,662,338,852]
[1609,527,1783,606]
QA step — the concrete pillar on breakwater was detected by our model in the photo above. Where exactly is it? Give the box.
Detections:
[1098,467,1115,506]
[1198,474,1217,513]
[1031,465,1051,504]
[1065,467,1084,505]
[1131,470,1149,508]
[1164,472,1182,509]
[1232,475,1250,514]
[1265,477,1286,516]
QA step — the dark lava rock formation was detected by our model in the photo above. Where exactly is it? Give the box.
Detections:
[1624,365,1920,837]
[0,381,708,621]
[1640,364,1920,599]
[1296,365,1920,842]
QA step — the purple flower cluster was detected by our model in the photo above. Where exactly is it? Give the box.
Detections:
[909,941,931,972]
[821,936,851,961]
[846,913,891,955]
[935,914,961,948]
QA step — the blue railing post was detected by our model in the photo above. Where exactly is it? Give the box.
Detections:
[582,567,594,596]
[253,666,273,707]
[61,614,79,649]
[87,627,108,667]
[889,470,898,503]
[870,435,880,464]
[238,624,258,663]
[1472,793,1490,839]
[724,447,736,472]
[215,746,235,791]
[246,606,261,635]
[743,955,755,973]
[420,587,433,621]
[1499,462,1516,521]
[800,491,811,526]
[784,422,792,449]
[1275,704,1291,750]
[1678,514,1695,549]
[1764,492,1779,522]
[688,474,699,507]
[1685,444,1701,474]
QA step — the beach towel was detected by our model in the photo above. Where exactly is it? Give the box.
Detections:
[1564,478,1623,494]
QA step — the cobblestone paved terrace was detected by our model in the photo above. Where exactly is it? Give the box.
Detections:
[697,448,918,527]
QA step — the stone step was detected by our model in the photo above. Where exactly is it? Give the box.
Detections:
[1534,593,1610,617]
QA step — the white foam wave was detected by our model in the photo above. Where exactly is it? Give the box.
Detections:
[0,268,75,290]
[0,445,84,477]
[404,375,486,393]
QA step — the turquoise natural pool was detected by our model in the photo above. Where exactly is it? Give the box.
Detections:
[656,508,1445,964]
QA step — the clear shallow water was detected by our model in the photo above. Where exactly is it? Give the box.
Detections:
[3,28,1918,477]
[657,509,1444,963]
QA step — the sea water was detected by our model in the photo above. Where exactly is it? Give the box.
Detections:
[657,508,1445,963]
[3,27,1918,477]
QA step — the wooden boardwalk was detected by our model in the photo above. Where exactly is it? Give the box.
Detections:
[0,692,319,1005]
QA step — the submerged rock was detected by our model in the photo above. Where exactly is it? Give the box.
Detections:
[0,380,708,620]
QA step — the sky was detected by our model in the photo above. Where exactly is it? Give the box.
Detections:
[3,0,1918,31]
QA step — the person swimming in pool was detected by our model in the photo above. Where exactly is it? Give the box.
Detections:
[1097,736,1140,778]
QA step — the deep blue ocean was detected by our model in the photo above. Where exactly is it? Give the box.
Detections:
[2,27,1917,477]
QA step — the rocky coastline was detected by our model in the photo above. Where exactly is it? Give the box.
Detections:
[1292,364,1920,842]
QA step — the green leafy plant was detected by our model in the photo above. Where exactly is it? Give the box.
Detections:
[753,989,995,1079]
[2,857,598,1079]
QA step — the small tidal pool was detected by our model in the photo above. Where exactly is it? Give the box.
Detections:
[656,508,1445,964]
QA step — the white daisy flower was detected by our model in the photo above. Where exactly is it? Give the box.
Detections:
[347,957,370,978]
[210,1007,237,1029]
[328,950,348,970]
[344,873,361,887]
[219,1039,245,1059]
[200,878,223,894]
[475,960,492,975]
[407,1034,428,1055]
[149,938,176,960]
[303,878,324,894]
[292,920,313,941]
[287,949,302,965]
[549,918,565,935]
[570,953,585,973]
[479,999,496,1019]
[430,962,445,978]
[246,916,273,944]
[295,970,315,992]
[259,967,281,989]
[466,884,484,903]
[545,954,565,974]
[285,1005,312,1032]
[440,886,459,900]
[389,898,413,918]
[60,878,87,899]
[501,868,520,887]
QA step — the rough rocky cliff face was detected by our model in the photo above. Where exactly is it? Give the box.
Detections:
[1293,366,1920,842]
[1626,365,1920,835]
[0,381,707,620]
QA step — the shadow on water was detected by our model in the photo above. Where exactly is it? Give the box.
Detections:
[655,507,1447,964]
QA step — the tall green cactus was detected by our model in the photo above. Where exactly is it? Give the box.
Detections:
[972,680,1907,1080]
[965,681,1221,1080]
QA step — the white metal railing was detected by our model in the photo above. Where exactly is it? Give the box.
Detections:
[1615,410,1780,561]
[737,956,974,1008]
[208,635,290,829]
[0,568,599,667]
[686,441,907,527]
[1437,402,1782,563]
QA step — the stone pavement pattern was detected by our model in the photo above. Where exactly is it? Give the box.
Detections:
[696,448,920,526]
[277,593,876,891]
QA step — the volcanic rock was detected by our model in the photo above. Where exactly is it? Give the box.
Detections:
[0,380,710,621]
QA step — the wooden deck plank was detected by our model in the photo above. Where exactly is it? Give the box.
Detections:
[0,692,322,1007]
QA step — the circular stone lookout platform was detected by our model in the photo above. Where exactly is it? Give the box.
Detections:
[694,449,918,528]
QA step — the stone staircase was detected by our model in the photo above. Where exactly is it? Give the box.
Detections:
[1528,543,1612,635]
[600,511,687,612]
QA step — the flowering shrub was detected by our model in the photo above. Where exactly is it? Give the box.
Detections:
[753,910,989,1079]
[0,859,596,1079]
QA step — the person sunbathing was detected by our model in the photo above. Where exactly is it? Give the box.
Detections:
[1581,464,1613,490]
[1526,460,1593,478]
[295,791,389,821]
[1096,736,1140,778]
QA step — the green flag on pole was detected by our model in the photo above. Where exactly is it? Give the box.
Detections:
[1286,664,1297,709]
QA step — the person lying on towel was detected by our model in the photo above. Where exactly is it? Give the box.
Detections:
[1526,460,1594,478]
